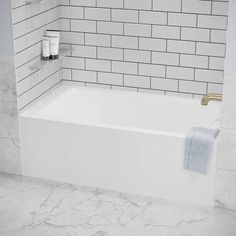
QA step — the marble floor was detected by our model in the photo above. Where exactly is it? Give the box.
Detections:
[0,173,236,236]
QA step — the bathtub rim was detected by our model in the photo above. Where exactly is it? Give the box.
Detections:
[19,81,221,138]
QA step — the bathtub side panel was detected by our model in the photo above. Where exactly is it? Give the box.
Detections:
[20,117,216,206]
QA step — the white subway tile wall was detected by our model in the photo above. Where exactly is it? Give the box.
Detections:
[11,0,61,110]
[11,0,228,109]
[60,0,228,97]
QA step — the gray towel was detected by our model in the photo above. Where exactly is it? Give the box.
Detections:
[184,127,219,174]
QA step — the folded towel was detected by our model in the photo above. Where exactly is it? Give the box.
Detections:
[184,127,219,174]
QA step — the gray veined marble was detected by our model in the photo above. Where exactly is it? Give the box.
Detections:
[0,173,236,236]
[0,57,17,102]
[0,57,21,175]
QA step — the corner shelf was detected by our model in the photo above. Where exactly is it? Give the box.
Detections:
[29,47,71,71]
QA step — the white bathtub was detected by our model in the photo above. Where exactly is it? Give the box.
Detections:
[19,82,221,206]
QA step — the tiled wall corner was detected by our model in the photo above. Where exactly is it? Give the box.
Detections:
[11,0,229,110]
[60,0,228,97]
[11,0,61,110]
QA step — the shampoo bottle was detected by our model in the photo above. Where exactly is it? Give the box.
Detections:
[46,30,60,60]
[41,35,50,61]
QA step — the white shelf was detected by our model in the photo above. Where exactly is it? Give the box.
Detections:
[29,48,71,71]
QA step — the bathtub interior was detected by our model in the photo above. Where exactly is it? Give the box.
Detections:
[20,82,221,135]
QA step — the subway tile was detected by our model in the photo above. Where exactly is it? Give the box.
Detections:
[198,15,228,30]
[97,0,123,8]
[112,36,138,49]
[124,24,151,37]
[59,0,70,5]
[71,20,97,33]
[112,9,138,23]
[124,75,150,88]
[211,30,227,43]
[168,13,197,27]
[60,6,83,19]
[60,32,84,45]
[17,71,41,96]
[207,83,223,94]
[180,54,209,69]
[139,64,165,77]
[153,25,180,39]
[124,0,152,10]
[15,43,41,68]
[196,42,226,57]
[139,38,166,51]
[14,19,61,53]
[166,66,194,80]
[86,59,111,72]
[70,0,96,7]
[209,57,225,70]
[60,19,70,31]
[153,0,182,12]
[124,49,151,63]
[181,28,210,42]
[85,33,111,47]
[63,57,85,69]
[167,40,195,54]
[98,72,123,85]
[12,0,58,24]
[18,71,61,110]
[85,8,111,21]
[72,70,97,83]
[212,1,229,16]
[61,68,71,81]
[112,61,138,74]
[97,47,123,60]
[152,52,179,66]
[97,22,123,35]
[195,69,224,83]
[179,80,207,94]
[151,77,178,91]
[182,0,211,14]
[11,0,27,9]
[13,8,59,38]
[139,11,167,25]
[72,45,97,58]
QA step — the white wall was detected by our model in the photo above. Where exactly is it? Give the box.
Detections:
[224,0,236,80]
[0,0,14,56]
[216,0,236,211]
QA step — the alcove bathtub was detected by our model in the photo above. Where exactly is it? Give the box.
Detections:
[19,81,221,206]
